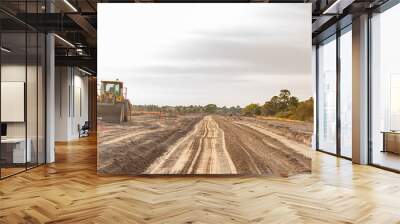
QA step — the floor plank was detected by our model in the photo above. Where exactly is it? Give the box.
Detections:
[1,136,400,223]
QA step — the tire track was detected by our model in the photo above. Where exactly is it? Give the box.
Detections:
[188,119,210,173]
[144,115,310,176]
[143,117,207,174]
[214,116,311,176]
[144,116,237,174]
[216,117,272,175]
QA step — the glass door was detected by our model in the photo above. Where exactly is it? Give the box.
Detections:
[317,36,337,154]
[370,3,400,171]
[339,27,352,158]
[1,31,28,178]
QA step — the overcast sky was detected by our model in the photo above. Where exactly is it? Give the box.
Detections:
[98,3,312,107]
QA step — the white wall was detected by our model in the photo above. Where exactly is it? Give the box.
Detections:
[55,67,89,141]
[71,72,89,138]
[1,65,41,137]
[1,65,26,139]
[55,67,69,141]
[1,63,46,164]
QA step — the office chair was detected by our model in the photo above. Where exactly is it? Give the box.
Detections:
[79,121,90,138]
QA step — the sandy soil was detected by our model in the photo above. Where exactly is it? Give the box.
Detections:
[215,116,311,176]
[245,117,313,146]
[144,116,237,174]
[98,114,312,177]
[97,114,202,174]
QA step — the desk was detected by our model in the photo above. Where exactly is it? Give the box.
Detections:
[1,138,31,163]
[382,131,400,154]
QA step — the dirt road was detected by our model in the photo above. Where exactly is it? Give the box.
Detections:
[97,114,203,174]
[145,116,237,174]
[216,116,310,176]
[144,115,311,176]
[98,114,311,176]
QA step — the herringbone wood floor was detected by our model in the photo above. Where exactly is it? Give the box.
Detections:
[1,136,400,224]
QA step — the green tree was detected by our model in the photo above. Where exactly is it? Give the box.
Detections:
[204,104,218,113]
[288,96,299,109]
[292,97,314,121]
[261,96,280,115]
[260,89,300,118]
[243,103,261,116]
[279,89,291,102]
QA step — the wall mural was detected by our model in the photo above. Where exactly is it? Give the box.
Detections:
[97,3,313,176]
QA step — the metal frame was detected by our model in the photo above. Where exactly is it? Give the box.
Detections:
[373,0,400,13]
[316,0,400,171]
[0,0,47,180]
[367,10,373,166]
[44,0,48,165]
[315,44,320,151]
[25,2,28,171]
[367,0,400,172]
[315,22,353,162]
[315,32,337,156]
[0,22,2,179]
[336,27,341,157]
[36,2,39,167]
[338,24,353,161]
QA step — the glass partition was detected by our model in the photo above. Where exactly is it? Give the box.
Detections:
[0,31,28,177]
[317,36,337,154]
[0,3,46,179]
[339,27,352,158]
[370,3,400,171]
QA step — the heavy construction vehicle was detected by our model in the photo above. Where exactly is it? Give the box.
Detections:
[97,79,131,122]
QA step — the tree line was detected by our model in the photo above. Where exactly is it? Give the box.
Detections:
[132,89,313,122]
[242,89,313,122]
[132,104,241,115]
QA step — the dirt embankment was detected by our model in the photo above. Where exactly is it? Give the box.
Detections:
[215,116,311,177]
[97,115,203,174]
[242,117,313,146]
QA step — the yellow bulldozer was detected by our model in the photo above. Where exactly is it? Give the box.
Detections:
[97,79,131,122]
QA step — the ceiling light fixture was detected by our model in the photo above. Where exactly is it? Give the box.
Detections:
[78,67,92,76]
[323,0,342,14]
[1,47,11,53]
[63,0,78,12]
[323,0,354,15]
[54,34,75,48]
[76,48,85,55]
